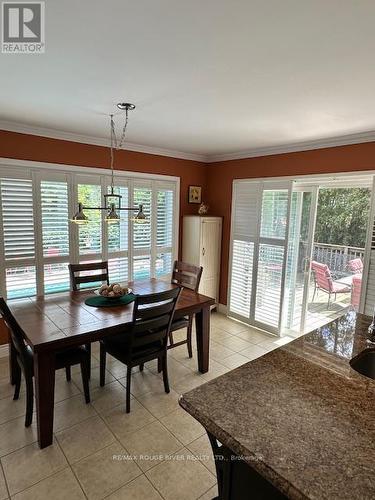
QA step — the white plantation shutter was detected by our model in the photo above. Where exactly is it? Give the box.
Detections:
[229,180,291,334]
[229,240,254,316]
[40,180,71,294]
[0,177,37,299]
[133,187,152,251]
[254,189,289,328]
[232,181,261,240]
[43,263,70,294]
[133,185,152,280]
[107,185,129,283]
[78,183,102,257]
[108,257,128,283]
[157,189,173,247]
[5,266,37,299]
[254,243,285,327]
[260,190,289,239]
[156,186,174,276]
[41,180,69,257]
[1,178,35,260]
[229,181,262,319]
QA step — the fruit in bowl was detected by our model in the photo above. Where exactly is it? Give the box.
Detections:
[97,283,131,298]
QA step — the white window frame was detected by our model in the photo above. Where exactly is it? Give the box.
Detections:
[0,158,180,299]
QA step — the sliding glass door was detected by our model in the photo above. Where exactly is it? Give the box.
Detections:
[229,176,374,336]
[283,187,318,333]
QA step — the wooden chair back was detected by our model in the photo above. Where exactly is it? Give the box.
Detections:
[172,261,203,292]
[129,287,181,354]
[0,298,29,365]
[69,262,109,291]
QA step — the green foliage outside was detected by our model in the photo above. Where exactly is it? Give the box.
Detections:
[314,188,370,248]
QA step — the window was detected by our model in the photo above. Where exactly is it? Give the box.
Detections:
[0,163,178,299]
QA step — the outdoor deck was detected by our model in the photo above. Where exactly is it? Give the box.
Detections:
[287,281,352,338]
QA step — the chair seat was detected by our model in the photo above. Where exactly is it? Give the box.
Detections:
[102,336,163,362]
[55,346,90,370]
[23,345,90,374]
[170,317,190,332]
[332,282,351,293]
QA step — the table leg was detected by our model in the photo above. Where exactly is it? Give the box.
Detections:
[34,351,55,448]
[195,305,210,373]
[9,339,18,385]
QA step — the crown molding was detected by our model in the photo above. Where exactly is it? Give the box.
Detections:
[2,120,375,164]
[0,120,208,163]
[206,130,375,163]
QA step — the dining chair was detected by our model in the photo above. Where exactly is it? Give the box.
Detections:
[351,274,362,311]
[68,261,109,291]
[68,261,110,376]
[0,297,91,427]
[168,260,203,358]
[99,287,181,413]
[347,258,363,274]
[311,261,351,309]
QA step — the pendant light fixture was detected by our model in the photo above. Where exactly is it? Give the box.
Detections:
[70,102,146,224]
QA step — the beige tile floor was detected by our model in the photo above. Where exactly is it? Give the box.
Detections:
[0,313,293,500]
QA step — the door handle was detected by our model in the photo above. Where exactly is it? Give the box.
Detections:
[303,257,310,273]
[202,248,205,256]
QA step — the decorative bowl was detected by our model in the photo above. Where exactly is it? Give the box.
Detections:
[94,286,132,299]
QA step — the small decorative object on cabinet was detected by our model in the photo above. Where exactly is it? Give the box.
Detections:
[198,202,209,215]
[188,185,202,204]
[182,216,222,305]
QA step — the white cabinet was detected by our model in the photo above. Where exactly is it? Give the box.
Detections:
[182,216,222,304]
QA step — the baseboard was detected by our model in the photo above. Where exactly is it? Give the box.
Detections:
[217,303,228,315]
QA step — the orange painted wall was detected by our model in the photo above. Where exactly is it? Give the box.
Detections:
[206,142,375,305]
[0,130,207,219]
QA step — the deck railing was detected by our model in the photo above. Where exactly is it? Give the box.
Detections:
[312,242,364,275]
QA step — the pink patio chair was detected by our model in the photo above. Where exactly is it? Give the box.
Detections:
[347,258,363,274]
[350,274,362,311]
[311,261,351,309]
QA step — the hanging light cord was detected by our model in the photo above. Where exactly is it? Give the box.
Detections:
[109,108,129,194]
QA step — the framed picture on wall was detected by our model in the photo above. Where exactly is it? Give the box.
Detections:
[188,185,202,204]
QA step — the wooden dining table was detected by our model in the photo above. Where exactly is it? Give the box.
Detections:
[7,279,215,449]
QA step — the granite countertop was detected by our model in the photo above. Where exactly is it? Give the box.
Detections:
[179,311,375,500]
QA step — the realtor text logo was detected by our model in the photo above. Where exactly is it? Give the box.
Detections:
[2,2,45,53]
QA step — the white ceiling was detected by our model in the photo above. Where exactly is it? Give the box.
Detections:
[1,0,375,161]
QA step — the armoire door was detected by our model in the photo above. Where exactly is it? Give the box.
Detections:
[200,219,221,300]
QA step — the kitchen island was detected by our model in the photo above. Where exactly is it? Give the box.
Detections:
[179,311,375,499]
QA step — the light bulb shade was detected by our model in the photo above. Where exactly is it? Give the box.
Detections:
[105,203,120,223]
[133,204,147,223]
[70,203,88,224]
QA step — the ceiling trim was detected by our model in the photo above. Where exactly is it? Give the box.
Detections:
[206,130,375,163]
[1,120,375,164]
[0,120,207,163]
